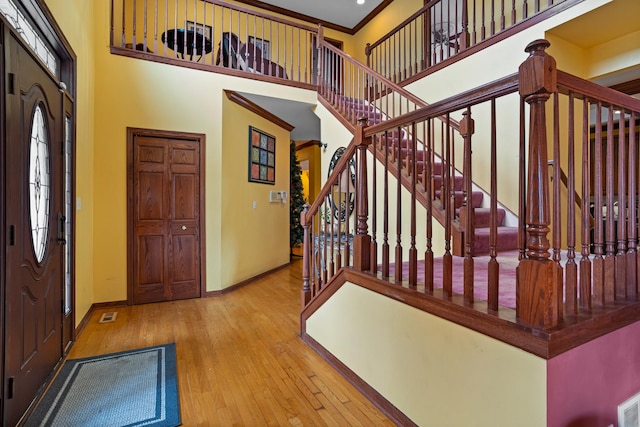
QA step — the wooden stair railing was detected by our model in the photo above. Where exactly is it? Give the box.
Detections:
[365,0,582,86]
[315,29,519,258]
[303,38,640,340]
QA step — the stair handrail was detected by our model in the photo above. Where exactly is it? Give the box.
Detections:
[316,26,459,131]
[363,74,518,137]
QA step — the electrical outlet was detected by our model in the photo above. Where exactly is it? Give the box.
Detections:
[619,391,640,427]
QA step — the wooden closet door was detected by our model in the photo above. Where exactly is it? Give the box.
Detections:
[130,132,203,304]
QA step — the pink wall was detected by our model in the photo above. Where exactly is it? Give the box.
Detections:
[547,320,640,427]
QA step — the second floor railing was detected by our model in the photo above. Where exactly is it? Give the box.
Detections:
[111,0,319,87]
[366,0,577,85]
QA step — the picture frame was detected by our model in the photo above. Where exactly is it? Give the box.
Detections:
[248,36,270,60]
[248,126,276,185]
[186,20,212,41]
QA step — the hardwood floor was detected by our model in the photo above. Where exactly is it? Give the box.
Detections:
[68,259,395,426]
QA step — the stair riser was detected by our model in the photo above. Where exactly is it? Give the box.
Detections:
[434,191,483,208]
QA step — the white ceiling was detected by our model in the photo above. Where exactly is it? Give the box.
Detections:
[253,0,385,29]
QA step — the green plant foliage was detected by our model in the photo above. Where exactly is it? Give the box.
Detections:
[290,142,306,250]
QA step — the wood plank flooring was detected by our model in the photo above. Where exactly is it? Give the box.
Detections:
[68,259,395,426]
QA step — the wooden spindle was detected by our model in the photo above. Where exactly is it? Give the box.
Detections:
[580,97,592,309]
[456,1,470,50]
[519,96,527,261]
[460,109,475,304]
[425,119,434,293]
[343,168,351,268]
[402,26,407,81]
[132,0,137,47]
[443,114,453,298]
[142,0,148,52]
[409,122,418,287]
[616,108,628,300]
[383,130,390,278]
[488,101,499,311]
[566,92,578,314]
[113,0,118,47]
[517,39,560,329]
[552,92,563,322]
[604,107,615,303]
[481,0,486,41]
[371,132,378,274]
[490,0,496,36]
[395,125,403,283]
[628,112,638,299]
[593,102,605,305]
[301,205,311,307]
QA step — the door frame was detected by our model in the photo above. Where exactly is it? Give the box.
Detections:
[126,127,207,304]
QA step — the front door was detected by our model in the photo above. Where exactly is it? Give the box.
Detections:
[128,129,204,304]
[4,31,64,425]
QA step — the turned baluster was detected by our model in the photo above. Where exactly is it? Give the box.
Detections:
[300,205,311,307]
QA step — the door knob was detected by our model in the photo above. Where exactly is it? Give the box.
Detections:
[181,225,187,230]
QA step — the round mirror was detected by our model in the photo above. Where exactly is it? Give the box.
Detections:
[326,147,356,223]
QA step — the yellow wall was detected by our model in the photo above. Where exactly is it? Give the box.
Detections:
[45,0,320,316]
[306,282,547,426]
[44,0,96,324]
[89,50,314,301]
[351,0,424,64]
[220,97,290,287]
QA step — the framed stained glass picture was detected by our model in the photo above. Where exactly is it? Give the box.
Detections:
[248,126,276,184]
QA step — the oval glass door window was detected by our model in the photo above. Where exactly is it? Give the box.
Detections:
[29,104,50,263]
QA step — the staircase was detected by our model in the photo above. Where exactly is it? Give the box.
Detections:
[337,95,518,256]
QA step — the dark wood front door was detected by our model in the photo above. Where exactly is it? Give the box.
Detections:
[128,129,205,304]
[4,32,64,425]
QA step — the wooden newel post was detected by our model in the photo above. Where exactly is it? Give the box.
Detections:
[353,118,371,271]
[301,204,312,307]
[517,39,561,329]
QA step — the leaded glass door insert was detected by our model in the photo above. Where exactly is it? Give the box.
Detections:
[28,103,50,263]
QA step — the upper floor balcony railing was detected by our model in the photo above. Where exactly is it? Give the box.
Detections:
[111,0,319,88]
[366,0,579,85]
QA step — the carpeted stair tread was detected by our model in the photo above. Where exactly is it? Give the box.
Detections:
[472,226,519,254]
[462,207,507,228]
[433,191,484,209]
